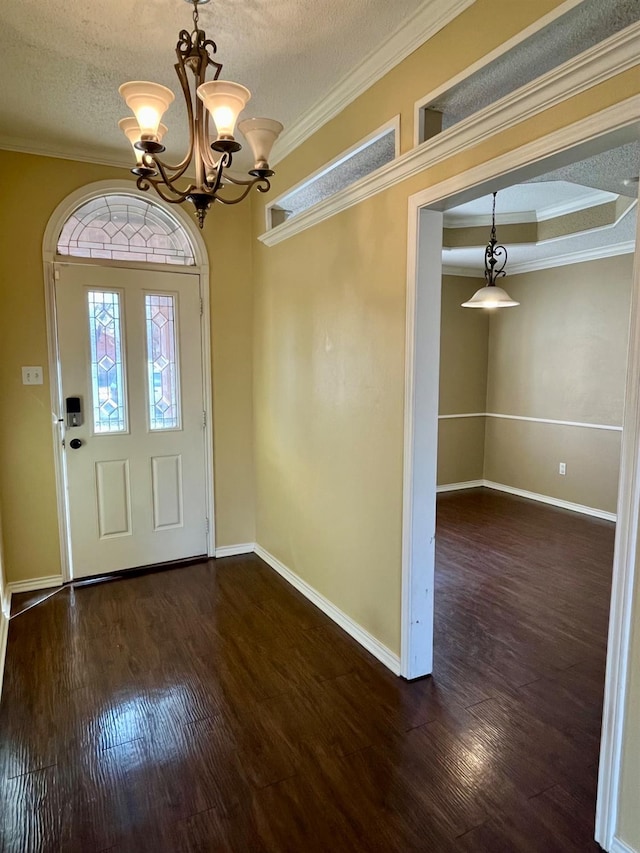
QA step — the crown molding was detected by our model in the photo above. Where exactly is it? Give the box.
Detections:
[443,239,635,277]
[536,188,618,220]
[260,20,640,248]
[0,137,132,171]
[445,189,620,228]
[269,0,477,167]
[508,240,636,274]
[444,210,537,228]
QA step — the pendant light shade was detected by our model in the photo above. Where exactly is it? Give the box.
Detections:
[118,82,175,141]
[238,118,284,175]
[462,191,519,309]
[461,285,519,308]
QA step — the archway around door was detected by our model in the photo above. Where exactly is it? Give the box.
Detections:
[42,181,215,582]
[401,101,640,852]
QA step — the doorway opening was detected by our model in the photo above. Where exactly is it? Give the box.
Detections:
[42,181,215,582]
[402,117,640,852]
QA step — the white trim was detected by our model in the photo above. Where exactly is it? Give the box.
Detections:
[436,480,484,493]
[412,0,585,147]
[0,609,8,699]
[436,479,617,521]
[270,0,475,166]
[596,178,640,852]
[214,543,256,558]
[254,544,401,675]
[42,180,216,583]
[6,576,64,595]
[439,412,623,432]
[445,210,537,228]
[261,30,640,248]
[611,838,638,853]
[266,116,400,232]
[443,189,614,228]
[401,208,443,680]
[506,241,637,276]
[482,480,616,522]
[537,190,619,222]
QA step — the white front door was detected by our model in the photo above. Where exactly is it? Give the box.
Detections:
[55,262,208,579]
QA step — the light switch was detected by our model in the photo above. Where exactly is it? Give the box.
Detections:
[22,366,43,385]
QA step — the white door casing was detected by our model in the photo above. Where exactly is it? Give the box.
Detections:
[55,262,207,578]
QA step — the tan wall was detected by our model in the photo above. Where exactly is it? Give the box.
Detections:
[484,418,622,513]
[483,255,633,512]
[438,276,488,485]
[486,256,632,424]
[0,150,255,584]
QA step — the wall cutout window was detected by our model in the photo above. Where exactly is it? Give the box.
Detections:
[267,120,398,229]
[57,194,195,265]
[416,0,637,144]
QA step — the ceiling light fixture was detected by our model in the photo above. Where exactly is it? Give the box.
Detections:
[461,191,519,309]
[118,0,283,228]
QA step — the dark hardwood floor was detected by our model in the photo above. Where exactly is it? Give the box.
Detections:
[0,489,613,851]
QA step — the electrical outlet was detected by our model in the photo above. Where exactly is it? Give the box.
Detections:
[559,462,567,476]
[22,366,43,385]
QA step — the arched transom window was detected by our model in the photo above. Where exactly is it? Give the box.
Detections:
[57,194,196,265]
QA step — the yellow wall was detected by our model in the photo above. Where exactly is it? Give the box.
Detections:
[0,150,255,584]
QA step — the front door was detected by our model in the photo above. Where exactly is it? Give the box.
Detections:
[55,262,207,579]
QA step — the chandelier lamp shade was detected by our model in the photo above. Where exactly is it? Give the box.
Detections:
[118,0,283,228]
[461,192,519,309]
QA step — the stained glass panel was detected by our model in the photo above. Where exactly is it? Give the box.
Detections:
[145,294,180,430]
[88,291,127,433]
[57,195,195,265]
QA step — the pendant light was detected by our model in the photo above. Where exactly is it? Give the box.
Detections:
[462,192,519,309]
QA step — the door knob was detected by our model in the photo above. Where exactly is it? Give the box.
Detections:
[69,438,83,450]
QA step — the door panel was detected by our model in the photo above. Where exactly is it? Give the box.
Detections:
[55,263,207,578]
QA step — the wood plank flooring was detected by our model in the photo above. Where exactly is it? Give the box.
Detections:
[0,489,612,851]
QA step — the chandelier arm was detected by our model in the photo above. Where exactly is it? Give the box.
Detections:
[138,175,194,205]
[214,176,271,205]
[151,158,199,201]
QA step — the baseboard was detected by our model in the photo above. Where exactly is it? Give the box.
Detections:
[254,544,401,676]
[436,480,484,493]
[6,575,64,596]
[214,543,256,558]
[611,837,638,853]
[483,480,617,522]
[0,609,8,699]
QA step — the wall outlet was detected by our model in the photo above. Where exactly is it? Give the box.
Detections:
[559,462,567,476]
[22,366,43,385]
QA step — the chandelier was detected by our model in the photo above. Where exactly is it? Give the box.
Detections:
[461,191,519,308]
[118,0,283,228]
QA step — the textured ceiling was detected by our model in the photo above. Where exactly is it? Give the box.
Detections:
[0,0,425,171]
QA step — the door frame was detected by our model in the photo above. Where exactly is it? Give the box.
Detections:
[42,180,215,582]
[401,94,640,851]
